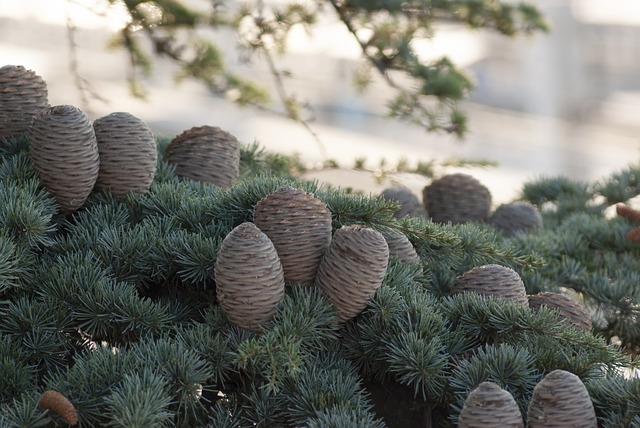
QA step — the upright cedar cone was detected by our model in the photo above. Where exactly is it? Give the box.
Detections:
[380,187,427,219]
[214,222,285,332]
[458,382,524,428]
[451,264,528,306]
[0,65,49,140]
[38,390,78,426]
[423,173,491,224]
[28,105,99,212]
[253,187,332,285]
[93,112,157,196]
[488,202,543,236]
[527,370,597,427]
[164,125,239,187]
[315,225,389,322]
[528,292,592,331]
[381,229,420,265]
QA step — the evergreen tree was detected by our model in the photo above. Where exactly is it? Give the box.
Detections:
[1,128,639,427]
[84,0,549,138]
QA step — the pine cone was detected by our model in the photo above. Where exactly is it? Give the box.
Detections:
[381,229,420,265]
[38,390,78,426]
[380,187,427,219]
[528,292,592,331]
[93,112,157,196]
[214,222,285,332]
[315,225,389,322]
[423,173,491,224]
[527,370,597,427]
[458,382,524,428]
[164,125,240,187]
[28,104,99,212]
[451,264,528,306]
[0,65,49,140]
[253,187,332,285]
[488,202,543,236]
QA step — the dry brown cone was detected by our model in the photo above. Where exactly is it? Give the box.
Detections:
[381,229,420,265]
[0,65,49,140]
[528,292,592,332]
[164,125,240,187]
[422,173,492,224]
[451,264,528,306]
[38,390,78,426]
[616,204,640,241]
[28,104,99,212]
[458,382,524,428]
[214,222,285,332]
[253,187,332,285]
[380,187,427,219]
[488,202,543,236]
[314,225,389,322]
[527,369,597,427]
[93,112,157,197]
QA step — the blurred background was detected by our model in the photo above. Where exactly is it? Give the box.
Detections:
[1,0,639,203]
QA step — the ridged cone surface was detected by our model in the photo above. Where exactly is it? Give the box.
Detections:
[28,104,99,212]
[164,125,239,187]
[0,65,49,139]
[458,382,524,428]
[38,390,78,426]
[315,225,389,322]
[215,222,285,332]
[380,187,427,219]
[527,370,597,428]
[451,264,528,306]
[93,112,157,196]
[528,292,592,331]
[423,173,491,224]
[381,230,420,265]
[253,187,332,285]
[488,202,543,236]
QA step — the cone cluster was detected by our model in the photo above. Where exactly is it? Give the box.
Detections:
[0,65,49,140]
[93,112,157,196]
[458,382,524,428]
[380,187,427,219]
[423,173,491,224]
[528,292,592,331]
[38,390,78,426]
[315,225,389,322]
[28,104,100,212]
[164,125,240,187]
[451,264,528,306]
[214,222,286,332]
[253,187,332,285]
[527,370,597,427]
[488,201,543,236]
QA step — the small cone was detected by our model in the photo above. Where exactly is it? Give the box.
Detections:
[528,292,592,331]
[93,112,157,196]
[315,225,389,322]
[253,187,332,285]
[488,202,543,236]
[458,382,524,428]
[380,187,427,219]
[28,104,99,212]
[38,390,78,426]
[164,125,239,187]
[451,264,528,306]
[381,229,420,265]
[423,173,491,224]
[527,370,597,427]
[214,222,285,332]
[0,65,49,140]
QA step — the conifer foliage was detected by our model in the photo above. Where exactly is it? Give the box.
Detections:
[1,107,640,426]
